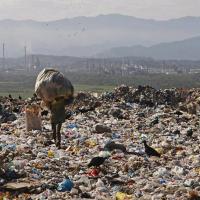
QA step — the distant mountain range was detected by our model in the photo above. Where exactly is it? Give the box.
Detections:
[1,14,200,59]
[96,36,200,60]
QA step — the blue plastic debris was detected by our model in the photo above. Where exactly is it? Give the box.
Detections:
[57,179,74,192]
[67,124,78,129]
[112,133,121,139]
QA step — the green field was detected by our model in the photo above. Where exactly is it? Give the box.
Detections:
[0,84,115,98]
[1,71,200,98]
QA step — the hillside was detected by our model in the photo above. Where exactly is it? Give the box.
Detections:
[97,36,200,60]
[1,14,200,57]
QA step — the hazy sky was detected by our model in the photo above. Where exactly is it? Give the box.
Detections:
[0,0,199,21]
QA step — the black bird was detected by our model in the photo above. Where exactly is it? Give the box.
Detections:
[41,110,49,116]
[143,140,161,157]
[77,106,95,114]
[150,117,159,127]
[174,110,183,116]
[19,95,22,100]
[187,129,193,137]
[88,156,107,168]
[173,129,181,135]
[8,94,13,100]
[13,107,20,113]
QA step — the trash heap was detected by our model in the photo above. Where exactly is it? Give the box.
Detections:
[0,85,200,199]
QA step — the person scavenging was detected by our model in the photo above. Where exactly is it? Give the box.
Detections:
[35,68,74,149]
[49,96,73,148]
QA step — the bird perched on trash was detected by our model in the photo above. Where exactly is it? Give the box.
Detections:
[143,140,161,157]
[174,110,183,116]
[88,156,108,168]
[18,95,22,100]
[173,129,181,136]
[8,94,13,101]
[150,116,159,127]
[41,110,49,116]
[187,129,193,137]
[76,106,95,114]
[12,107,20,113]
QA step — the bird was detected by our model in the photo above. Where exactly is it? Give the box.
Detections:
[143,140,161,157]
[173,129,181,135]
[8,94,13,100]
[187,129,193,137]
[174,110,183,116]
[13,107,20,113]
[18,95,22,100]
[150,117,159,127]
[88,156,108,168]
[41,110,49,116]
[76,106,95,114]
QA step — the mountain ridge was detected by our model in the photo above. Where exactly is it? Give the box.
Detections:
[1,14,200,58]
[96,35,200,60]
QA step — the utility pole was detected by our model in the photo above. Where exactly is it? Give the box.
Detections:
[2,43,5,70]
[24,46,27,71]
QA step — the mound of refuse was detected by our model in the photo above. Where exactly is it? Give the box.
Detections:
[0,85,200,199]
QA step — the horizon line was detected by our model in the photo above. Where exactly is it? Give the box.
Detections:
[0,13,199,23]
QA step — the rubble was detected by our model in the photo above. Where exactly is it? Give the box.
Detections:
[0,85,200,199]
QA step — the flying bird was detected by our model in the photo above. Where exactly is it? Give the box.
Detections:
[143,140,161,157]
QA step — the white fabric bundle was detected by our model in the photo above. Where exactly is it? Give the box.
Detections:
[35,68,74,103]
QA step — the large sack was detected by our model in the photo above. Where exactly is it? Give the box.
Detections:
[35,69,74,103]
[25,104,42,131]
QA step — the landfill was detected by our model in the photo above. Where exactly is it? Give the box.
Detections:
[0,85,200,199]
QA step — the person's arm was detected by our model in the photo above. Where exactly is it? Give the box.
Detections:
[65,96,74,105]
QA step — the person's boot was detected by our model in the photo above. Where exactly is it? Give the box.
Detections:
[56,132,61,149]
[56,123,62,149]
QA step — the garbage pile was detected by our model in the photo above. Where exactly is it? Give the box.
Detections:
[0,85,200,199]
